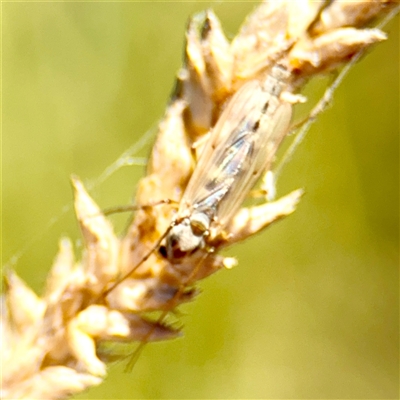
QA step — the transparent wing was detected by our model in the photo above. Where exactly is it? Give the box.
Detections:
[179,75,292,230]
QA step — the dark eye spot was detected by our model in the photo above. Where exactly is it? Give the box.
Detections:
[172,247,188,259]
[159,245,167,258]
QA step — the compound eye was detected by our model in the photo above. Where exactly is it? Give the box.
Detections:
[171,246,188,259]
[159,245,167,258]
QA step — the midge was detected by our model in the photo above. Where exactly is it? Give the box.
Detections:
[163,65,293,261]
[103,63,298,298]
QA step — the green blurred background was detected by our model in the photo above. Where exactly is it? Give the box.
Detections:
[2,2,398,399]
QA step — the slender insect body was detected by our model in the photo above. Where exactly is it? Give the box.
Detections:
[100,63,301,370]
[103,64,296,311]
[165,65,293,262]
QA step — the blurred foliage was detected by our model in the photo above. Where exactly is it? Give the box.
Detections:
[2,2,398,399]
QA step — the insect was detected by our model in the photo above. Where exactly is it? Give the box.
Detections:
[100,64,297,370]
[163,64,293,262]
[102,63,295,298]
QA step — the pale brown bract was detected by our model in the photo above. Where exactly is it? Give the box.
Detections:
[2,1,397,399]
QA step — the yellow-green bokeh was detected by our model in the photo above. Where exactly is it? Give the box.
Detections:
[2,2,398,399]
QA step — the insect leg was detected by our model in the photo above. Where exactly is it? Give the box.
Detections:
[123,251,212,371]
[102,199,176,216]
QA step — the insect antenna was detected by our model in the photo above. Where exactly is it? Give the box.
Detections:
[91,198,179,301]
[99,225,173,300]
